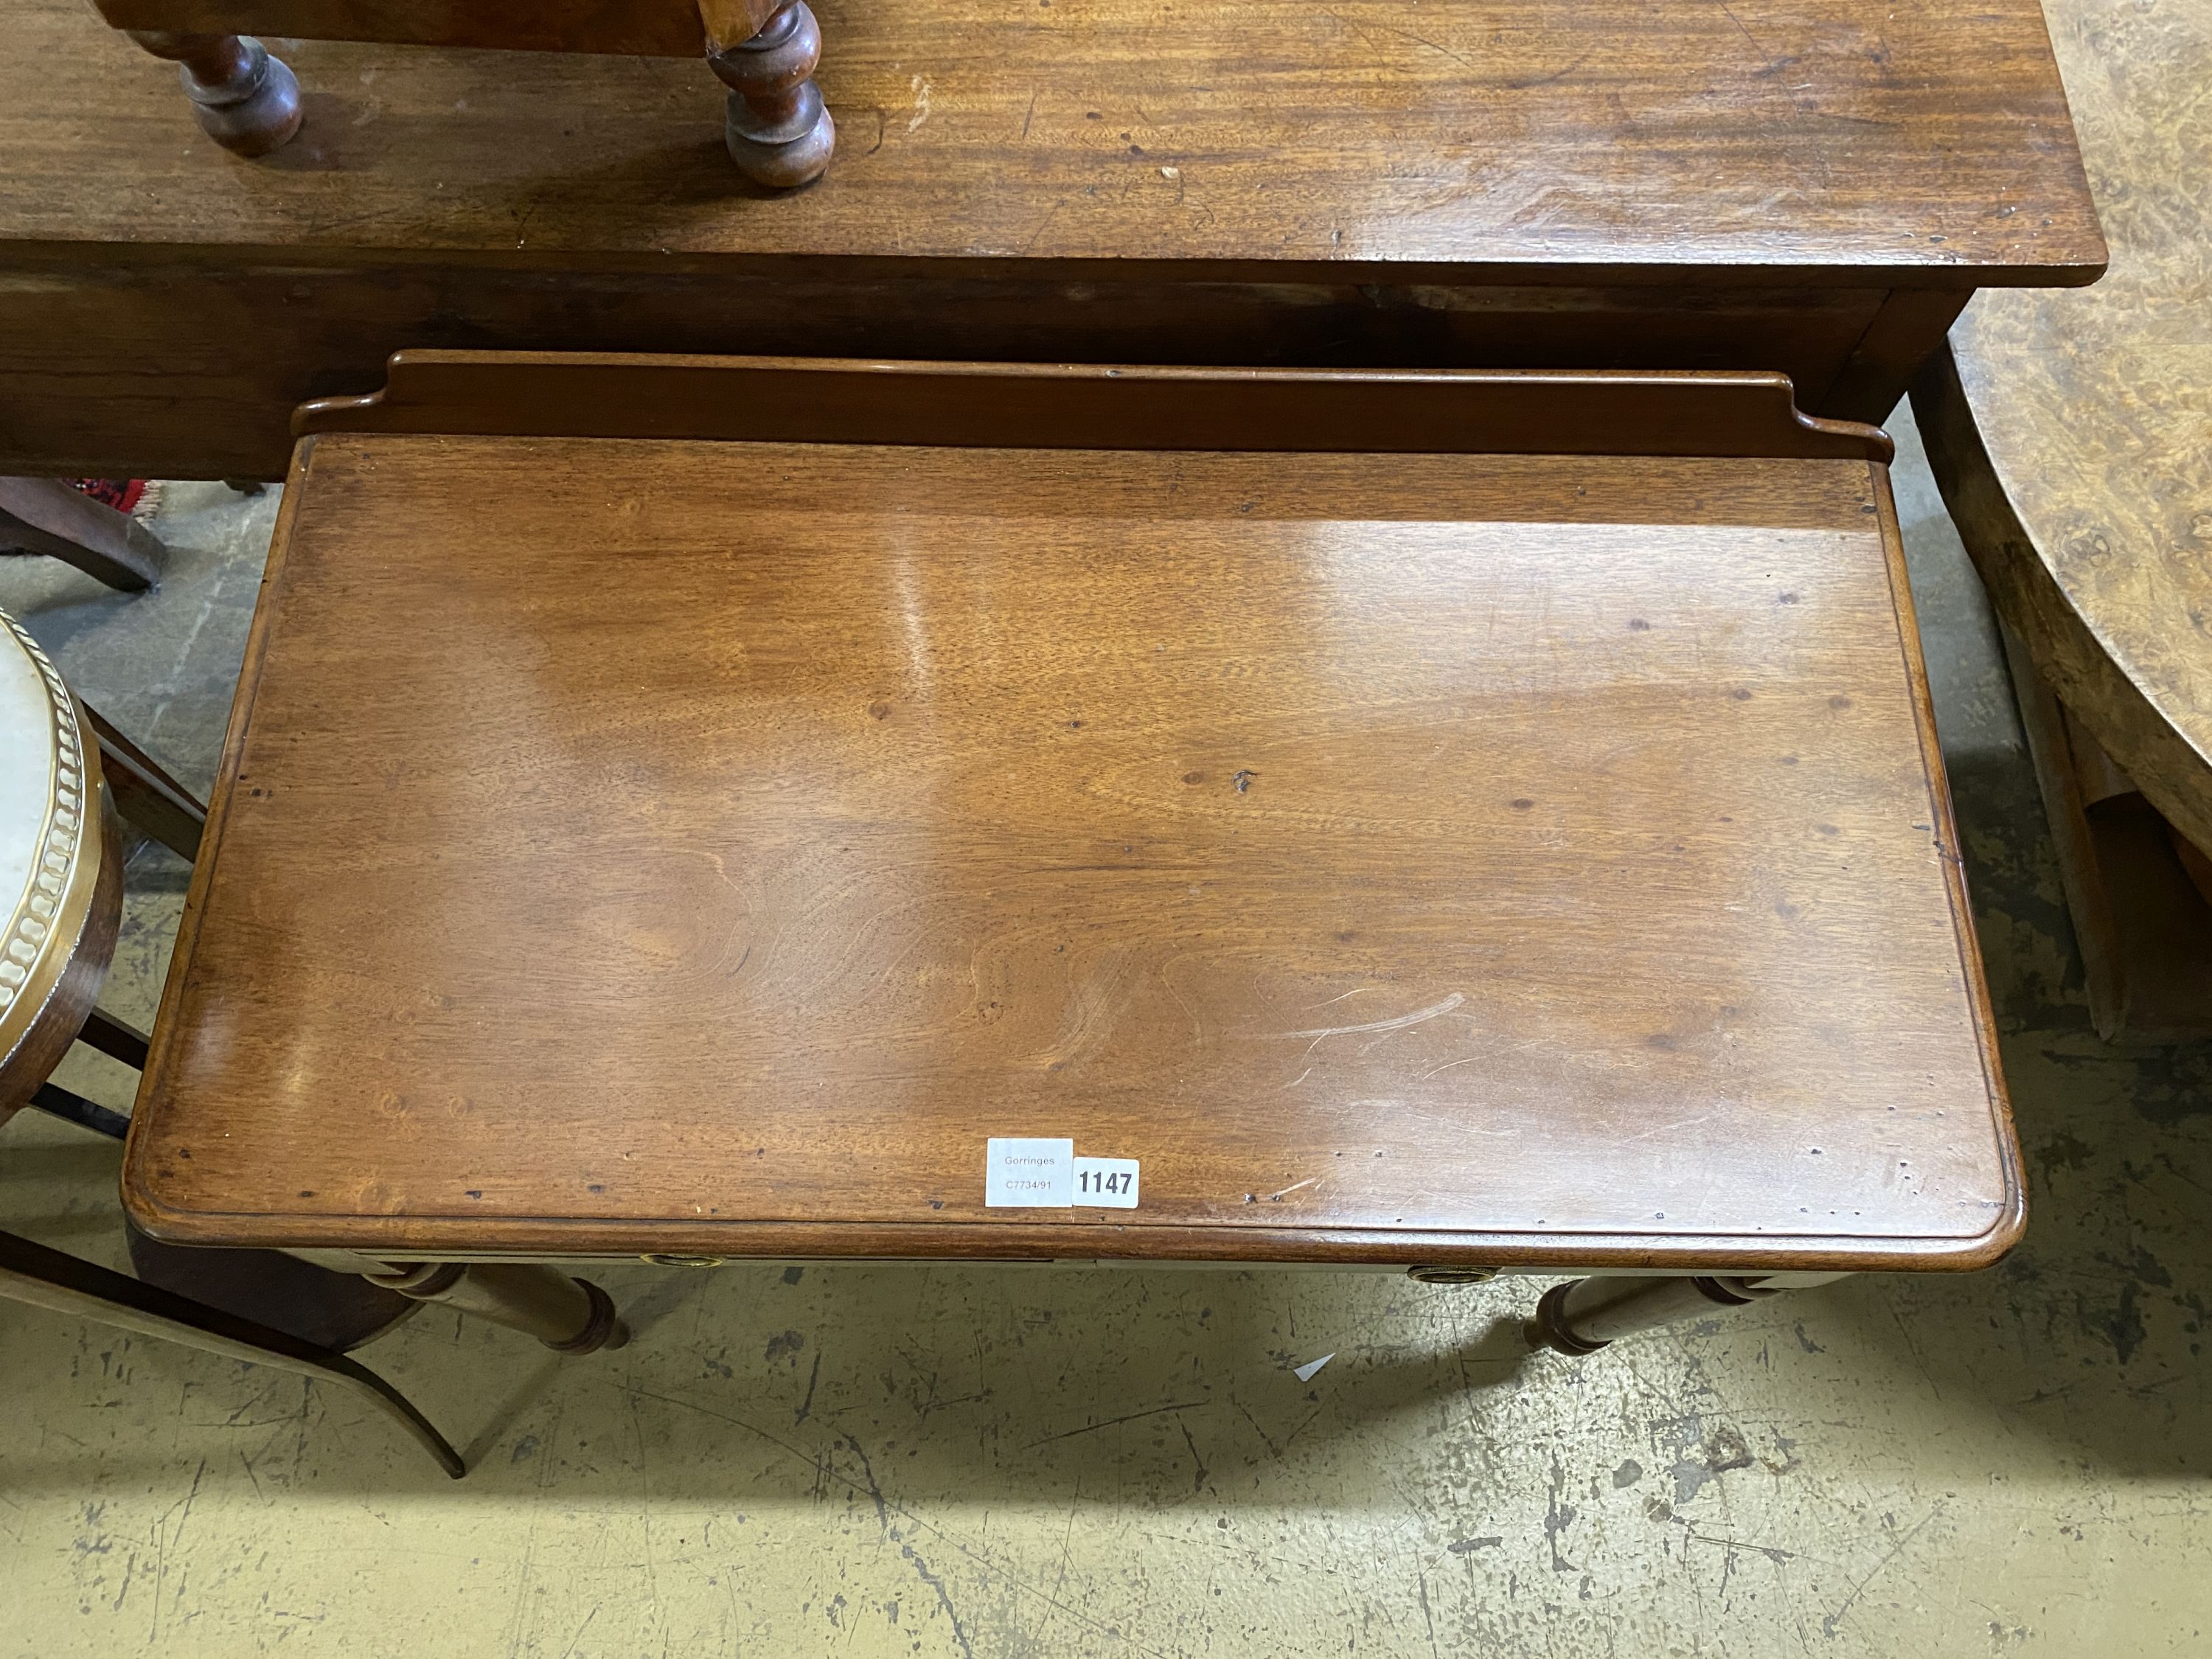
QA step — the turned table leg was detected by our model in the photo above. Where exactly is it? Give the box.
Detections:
[366,1262,631,1354]
[127,32,302,157]
[1527,1272,1846,1356]
[708,2,835,189]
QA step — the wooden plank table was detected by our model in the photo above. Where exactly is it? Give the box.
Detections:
[122,355,2019,1353]
[1912,0,2212,1038]
[0,0,2103,480]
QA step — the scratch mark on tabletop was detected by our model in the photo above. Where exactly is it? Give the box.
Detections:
[1022,197,1069,255]
[1500,49,1593,90]
[1271,992,1464,1041]
[1619,1111,1717,1145]
[1306,986,1379,1010]
[1324,11,1479,72]
[692,847,744,896]
[1421,1055,1483,1082]
[1711,0,1765,55]
[1161,971,1204,1046]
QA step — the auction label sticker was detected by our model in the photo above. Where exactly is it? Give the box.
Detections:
[984,1138,1074,1207]
[984,1140,1140,1208]
[1074,1157,1139,1208]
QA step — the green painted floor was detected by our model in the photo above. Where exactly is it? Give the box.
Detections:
[2,407,2208,1656]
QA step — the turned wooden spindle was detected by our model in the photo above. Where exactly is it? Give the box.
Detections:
[364,1262,631,1354]
[128,31,302,156]
[706,1,835,189]
[1523,1273,1845,1356]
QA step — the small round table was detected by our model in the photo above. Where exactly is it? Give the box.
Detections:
[0,608,116,1121]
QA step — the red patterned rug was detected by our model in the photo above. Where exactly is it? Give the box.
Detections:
[71,479,147,514]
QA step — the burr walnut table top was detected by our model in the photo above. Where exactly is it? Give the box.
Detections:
[1937,0,2212,856]
[125,358,2017,1272]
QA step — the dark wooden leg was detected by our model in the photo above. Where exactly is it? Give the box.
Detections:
[1997,619,2212,1040]
[126,32,302,158]
[365,1262,631,1354]
[708,2,835,189]
[0,478,166,592]
[127,1225,425,1353]
[29,1080,132,1139]
[73,1006,151,1071]
[83,703,206,861]
[0,1228,462,1477]
[1526,1273,1843,1356]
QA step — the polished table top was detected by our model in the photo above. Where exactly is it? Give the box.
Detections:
[125,359,2016,1270]
[1940,0,2212,856]
[10,0,2101,276]
[0,0,2104,477]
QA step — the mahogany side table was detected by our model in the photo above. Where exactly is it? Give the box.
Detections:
[124,353,2020,1354]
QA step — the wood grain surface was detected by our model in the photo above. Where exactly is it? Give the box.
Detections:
[14,0,2099,272]
[0,254,1908,479]
[296,352,1896,462]
[127,413,2014,1269]
[1924,0,2212,855]
[0,0,2103,475]
[88,0,774,56]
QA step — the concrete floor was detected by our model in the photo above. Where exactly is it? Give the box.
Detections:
[2,409,2209,1657]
